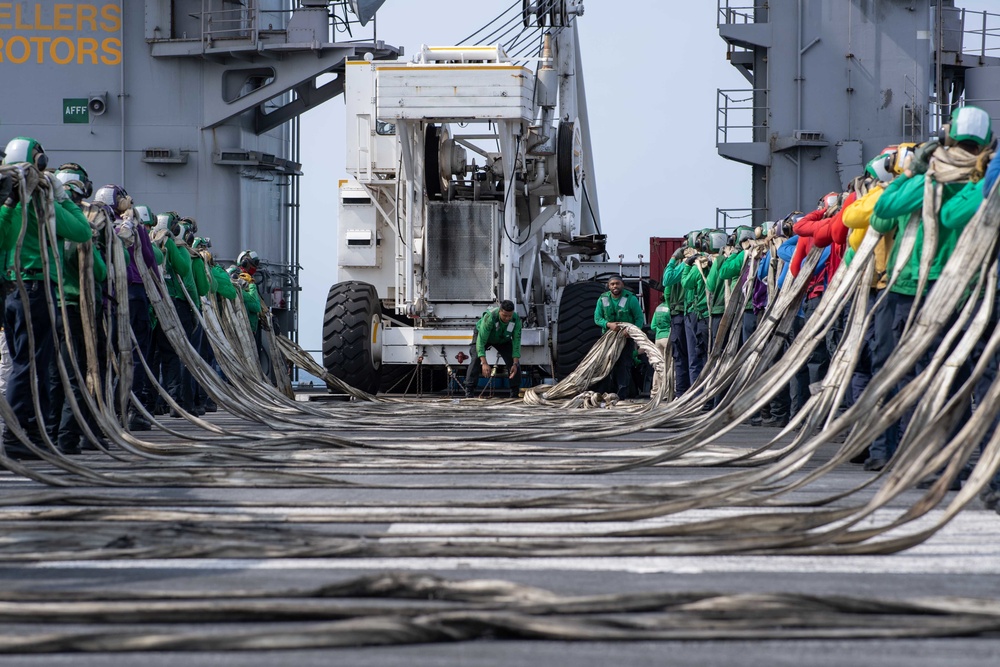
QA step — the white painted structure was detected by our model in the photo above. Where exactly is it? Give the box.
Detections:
[331,6,605,382]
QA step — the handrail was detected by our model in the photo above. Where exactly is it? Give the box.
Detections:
[717,0,765,27]
[943,7,1000,61]
[716,207,767,232]
[717,88,769,145]
[200,0,258,47]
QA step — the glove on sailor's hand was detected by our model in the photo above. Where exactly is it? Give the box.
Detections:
[3,176,20,207]
[671,247,685,261]
[684,254,699,266]
[46,173,69,204]
[0,174,13,204]
[115,219,136,247]
[906,139,940,177]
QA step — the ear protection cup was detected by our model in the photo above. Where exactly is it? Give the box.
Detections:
[35,152,48,171]
[94,184,132,214]
[939,123,952,147]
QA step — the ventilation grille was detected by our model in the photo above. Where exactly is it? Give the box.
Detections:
[425,202,497,303]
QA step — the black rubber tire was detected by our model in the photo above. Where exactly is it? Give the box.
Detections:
[322,281,382,394]
[556,120,581,197]
[554,281,606,379]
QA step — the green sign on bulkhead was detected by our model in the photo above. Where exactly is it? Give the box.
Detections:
[63,99,89,124]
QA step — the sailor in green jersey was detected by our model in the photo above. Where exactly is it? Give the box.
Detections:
[648,297,673,400]
[594,276,644,399]
[649,299,671,345]
[679,250,711,384]
[52,206,108,455]
[174,219,211,414]
[714,226,757,344]
[661,244,692,393]
[151,211,194,416]
[193,237,228,412]
[464,299,522,399]
[867,106,993,473]
[0,137,93,458]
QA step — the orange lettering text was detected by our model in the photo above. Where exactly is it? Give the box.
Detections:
[53,4,74,31]
[6,35,29,63]
[33,3,51,30]
[100,36,121,65]
[76,36,98,64]
[101,4,120,32]
[50,36,73,64]
[29,35,50,62]
[77,4,97,31]
[14,3,31,30]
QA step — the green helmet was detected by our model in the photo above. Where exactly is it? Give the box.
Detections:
[695,228,714,253]
[155,211,180,234]
[865,147,897,183]
[133,205,155,226]
[730,225,754,246]
[54,162,93,199]
[685,230,700,249]
[175,222,195,245]
[704,229,729,253]
[3,136,48,170]
[192,236,212,249]
[948,106,993,147]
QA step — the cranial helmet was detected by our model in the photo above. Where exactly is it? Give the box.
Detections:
[94,184,133,215]
[730,225,754,246]
[685,230,701,249]
[946,106,993,147]
[2,137,48,170]
[819,192,840,210]
[865,147,897,183]
[132,205,155,226]
[155,211,180,235]
[192,236,212,249]
[237,249,260,271]
[54,162,93,200]
[704,229,729,253]
[888,142,917,175]
[694,228,714,252]
[175,221,195,246]
[179,216,198,234]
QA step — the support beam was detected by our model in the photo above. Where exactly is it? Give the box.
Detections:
[255,75,345,134]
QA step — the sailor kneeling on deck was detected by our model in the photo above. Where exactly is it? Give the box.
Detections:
[465,300,522,399]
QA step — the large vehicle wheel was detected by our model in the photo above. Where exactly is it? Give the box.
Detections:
[553,281,606,379]
[322,281,382,394]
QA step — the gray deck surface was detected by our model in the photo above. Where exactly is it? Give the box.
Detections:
[1,400,999,665]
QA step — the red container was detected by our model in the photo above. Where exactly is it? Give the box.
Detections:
[646,236,685,314]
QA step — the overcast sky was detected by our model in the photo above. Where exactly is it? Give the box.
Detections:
[295,0,996,352]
